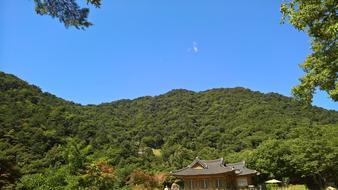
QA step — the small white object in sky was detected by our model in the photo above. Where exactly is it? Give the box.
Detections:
[187,41,199,53]
[192,41,199,53]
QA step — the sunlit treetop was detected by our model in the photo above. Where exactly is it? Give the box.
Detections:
[281,0,337,103]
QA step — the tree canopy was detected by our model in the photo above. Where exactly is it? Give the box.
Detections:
[33,0,101,29]
[281,0,338,103]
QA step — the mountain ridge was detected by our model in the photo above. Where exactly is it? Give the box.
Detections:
[1,72,336,112]
[1,71,337,189]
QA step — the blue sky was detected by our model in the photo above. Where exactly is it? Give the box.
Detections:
[1,0,337,110]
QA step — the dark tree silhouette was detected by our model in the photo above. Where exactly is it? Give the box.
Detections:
[33,0,101,29]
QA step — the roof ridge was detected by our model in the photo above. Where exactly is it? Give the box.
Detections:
[188,157,208,168]
[170,166,190,173]
[226,161,245,166]
[201,158,223,162]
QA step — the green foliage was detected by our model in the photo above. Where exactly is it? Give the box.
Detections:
[168,146,194,169]
[286,184,308,190]
[248,139,292,178]
[281,0,338,103]
[16,142,115,190]
[79,161,115,189]
[17,167,69,190]
[248,124,338,189]
[33,0,101,29]
[0,72,337,189]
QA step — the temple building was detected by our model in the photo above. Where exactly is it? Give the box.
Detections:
[171,157,258,190]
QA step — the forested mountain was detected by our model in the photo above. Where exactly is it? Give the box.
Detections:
[1,71,337,189]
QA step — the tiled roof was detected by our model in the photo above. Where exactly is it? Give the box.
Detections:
[171,158,257,177]
[226,161,258,176]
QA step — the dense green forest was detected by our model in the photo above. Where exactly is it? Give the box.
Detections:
[0,71,337,189]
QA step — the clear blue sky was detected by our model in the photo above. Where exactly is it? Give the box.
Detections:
[1,0,337,110]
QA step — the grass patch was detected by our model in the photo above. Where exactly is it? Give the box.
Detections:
[286,185,308,190]
[152,149,162,157]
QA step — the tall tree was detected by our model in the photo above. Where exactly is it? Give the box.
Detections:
[281,0,337,103]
